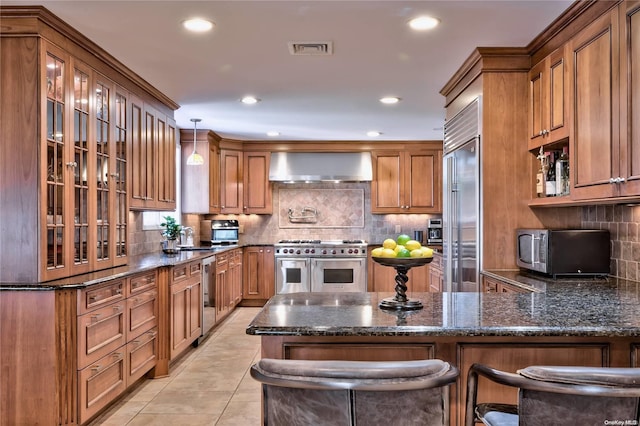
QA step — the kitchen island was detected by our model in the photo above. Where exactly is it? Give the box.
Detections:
[246,280,640,425]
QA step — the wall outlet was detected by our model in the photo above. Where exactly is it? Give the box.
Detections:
[239,225,244,234]
[395,225,402,233]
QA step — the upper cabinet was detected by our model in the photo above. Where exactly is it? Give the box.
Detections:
[371,145,442,214]
[567,1,640,202]
[528,45,569,150]
[618,0,640,197]
[527,1,640,206]
[243,151,272,214]
[0,7,177,282]
[220,148,243,214]
[181,130,221,214]
[181,137,272,215]
[129,102,177,211]
[569,7,620,200]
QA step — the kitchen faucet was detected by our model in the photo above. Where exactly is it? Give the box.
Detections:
[181,227,194,247]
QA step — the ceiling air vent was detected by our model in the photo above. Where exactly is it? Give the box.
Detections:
[288,41,333,55]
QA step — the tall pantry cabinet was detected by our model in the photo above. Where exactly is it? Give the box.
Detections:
[0,6,178,282]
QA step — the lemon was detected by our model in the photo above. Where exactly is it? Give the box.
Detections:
[371,247,384,257]
[396,234,411,245]
[420,247,434,258]
[404,240,421,251]
[381,248,396,258]
[410,249,424,257]
[394,244,405,253]
[396,248,411,257]
[383,238,397,250]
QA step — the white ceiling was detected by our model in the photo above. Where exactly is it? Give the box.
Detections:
[4,1,573,141]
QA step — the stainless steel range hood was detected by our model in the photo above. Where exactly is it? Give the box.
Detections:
[269,152,372,182]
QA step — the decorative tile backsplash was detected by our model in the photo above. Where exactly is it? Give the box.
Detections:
[582,204,640,281]
[278,188,364,228]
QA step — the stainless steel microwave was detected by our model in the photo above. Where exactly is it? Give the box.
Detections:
[516,229,610,277]
[210,219,239,245]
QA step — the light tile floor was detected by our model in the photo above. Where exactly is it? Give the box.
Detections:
[89,308,263,426]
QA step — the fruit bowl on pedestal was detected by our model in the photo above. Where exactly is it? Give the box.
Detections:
[371,256,433,311]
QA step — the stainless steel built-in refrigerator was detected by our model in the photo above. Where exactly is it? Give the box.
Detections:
[443,97,481,292]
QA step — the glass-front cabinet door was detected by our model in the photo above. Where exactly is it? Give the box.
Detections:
[95,76,111,267]
[44,47,68,278]
[41,45,128,280]
[114,88,128,265]
[72,65,91,274]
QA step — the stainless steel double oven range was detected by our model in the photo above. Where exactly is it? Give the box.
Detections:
[274,240,368,294]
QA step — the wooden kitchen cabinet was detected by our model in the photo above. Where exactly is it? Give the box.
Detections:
[243,151,272,214]
[428,253,443,292]
[130,101,177,211]
[242,246,275,303]
[77,270,158,424]
[569,7,621,201]
[169,261,202,360]
[618,0,640,197]
[229,248,244,307]
[1,40,131,281]
[215,252,231,321]
[220,149,243,214]
[0,8,177,282]
[528,45,569,150]
[371,146,442,214]
[181,129,221,213]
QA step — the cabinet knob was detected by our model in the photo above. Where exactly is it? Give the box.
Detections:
[66,161,77,168]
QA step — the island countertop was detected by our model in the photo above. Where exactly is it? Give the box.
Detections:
[246,280,640,338]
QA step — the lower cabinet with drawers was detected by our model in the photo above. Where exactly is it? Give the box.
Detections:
[76,271,158,424]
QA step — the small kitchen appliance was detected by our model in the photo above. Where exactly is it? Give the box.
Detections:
[204,219,239,245]
[274,239,368,294]
[516,229,610,277]
[427,219,443,245]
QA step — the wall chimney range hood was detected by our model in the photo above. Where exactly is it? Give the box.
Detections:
[269,152,373,182]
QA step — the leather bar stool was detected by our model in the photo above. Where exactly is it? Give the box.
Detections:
[250,358,459,426]
[465,363,640,426]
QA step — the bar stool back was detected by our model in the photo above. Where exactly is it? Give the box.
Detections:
[251,358,459,426]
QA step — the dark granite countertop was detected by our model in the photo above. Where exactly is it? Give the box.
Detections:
[0,246,241,290]
[482,269,617,294]
[246,280,640,337]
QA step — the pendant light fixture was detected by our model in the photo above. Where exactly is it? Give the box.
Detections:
[186,118,204,166]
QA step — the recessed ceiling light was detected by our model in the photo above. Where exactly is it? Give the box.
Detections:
[367,131,382,137]
[182,18,214,33]
[408,16,440,31]
[241,96,260,105]
[266,131,280,137]
[380,97,401,105]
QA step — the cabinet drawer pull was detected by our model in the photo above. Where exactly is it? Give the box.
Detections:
[148,330,157,338]
[88,295,97,302]
[91,364,101,374]
[109,172,119,178]
[66,161,77,168]
[113,305,122,313]
[113,352,123,361]
[91,314,101,323]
